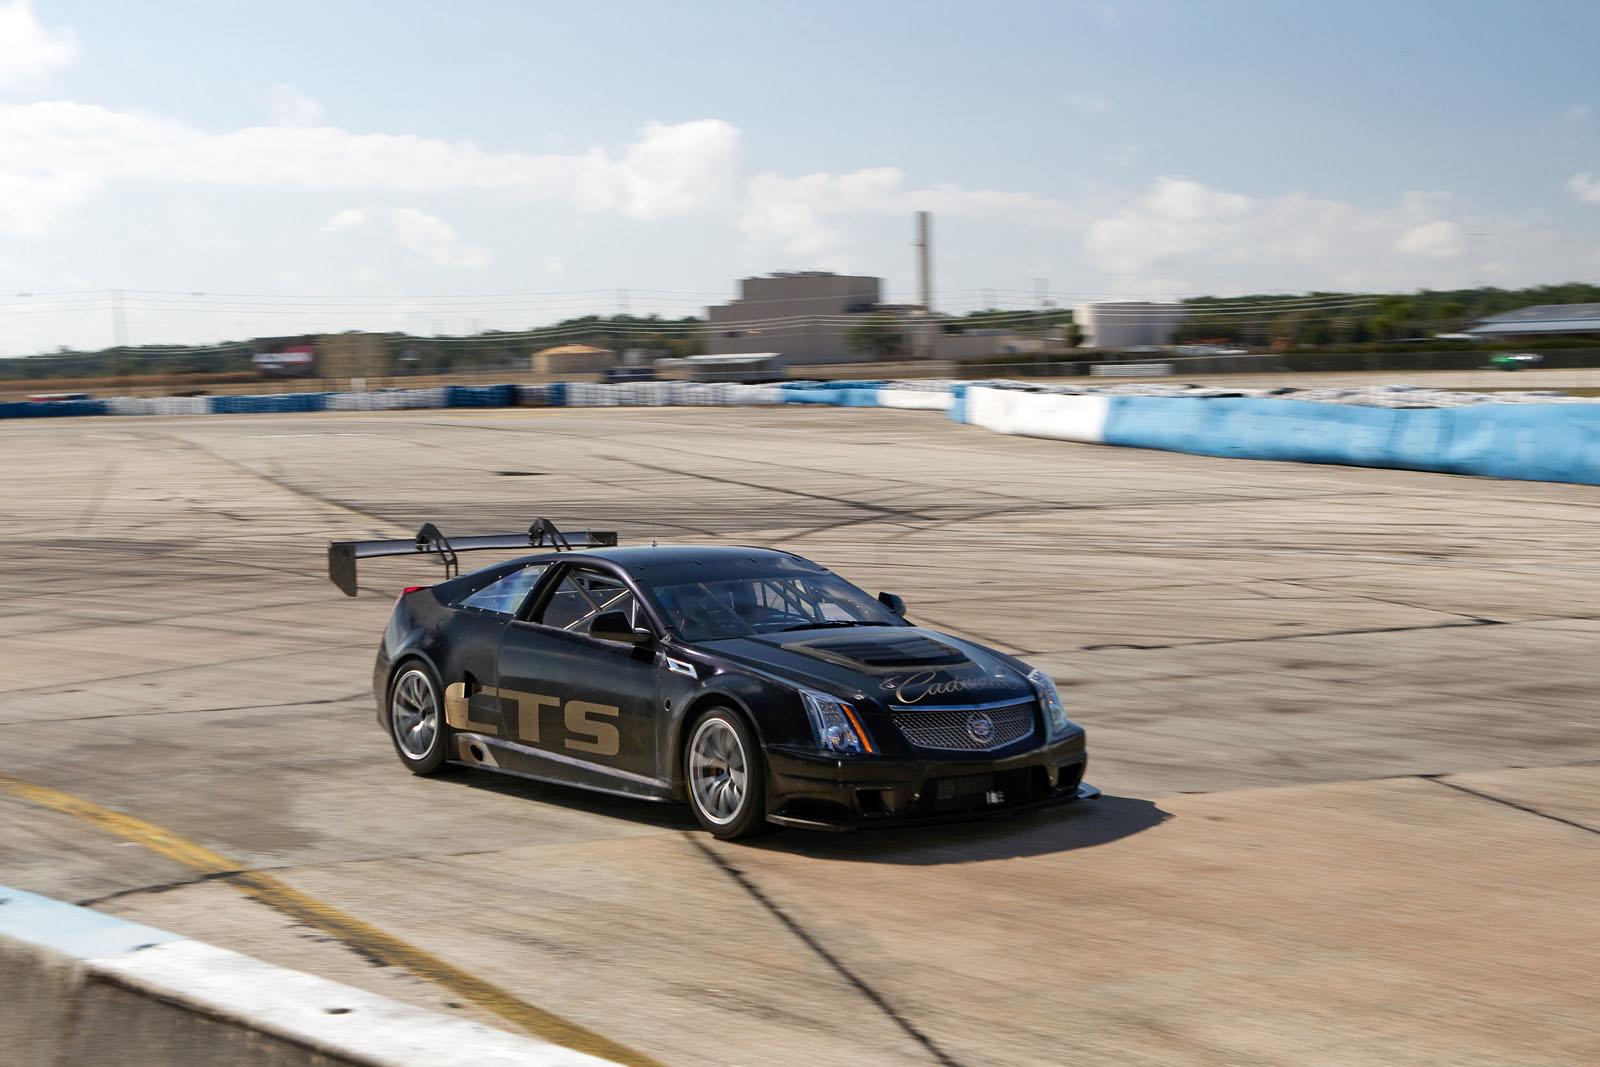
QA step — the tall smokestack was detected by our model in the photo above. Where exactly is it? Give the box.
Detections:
[916,211,933,312]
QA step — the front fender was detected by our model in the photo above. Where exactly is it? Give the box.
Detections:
[666,669,810,793]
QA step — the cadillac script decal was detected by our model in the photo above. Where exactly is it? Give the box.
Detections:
[881,671,1017,705]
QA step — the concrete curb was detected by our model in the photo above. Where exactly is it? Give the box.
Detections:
[0,885,620,1067]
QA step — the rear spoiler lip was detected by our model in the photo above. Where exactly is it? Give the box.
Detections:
[328,519,617,597]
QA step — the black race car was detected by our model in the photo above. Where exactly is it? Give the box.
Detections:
[330,521,1095,840]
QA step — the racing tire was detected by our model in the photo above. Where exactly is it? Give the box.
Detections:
[386,661,450,776]
[685,707,773,840]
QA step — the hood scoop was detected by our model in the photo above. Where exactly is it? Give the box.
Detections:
[787,631,971,674]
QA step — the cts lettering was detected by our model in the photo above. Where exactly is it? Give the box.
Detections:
[445,683,620,757]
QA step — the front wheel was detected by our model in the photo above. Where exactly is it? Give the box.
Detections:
[685,708,772,840]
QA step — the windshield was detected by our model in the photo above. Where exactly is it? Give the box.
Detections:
[649,572,902,641]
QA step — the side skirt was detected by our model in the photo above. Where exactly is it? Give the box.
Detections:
[451,732,675,803]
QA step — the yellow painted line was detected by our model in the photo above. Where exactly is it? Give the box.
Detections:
[0,773,664,1067]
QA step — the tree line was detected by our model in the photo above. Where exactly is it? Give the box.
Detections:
[5,284,1599,381]
[1175,283,1600,348]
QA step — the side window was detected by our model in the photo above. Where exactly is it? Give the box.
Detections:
[459,564,549,617]
[537,568,638,635]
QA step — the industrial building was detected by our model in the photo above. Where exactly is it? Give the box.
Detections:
[705,272,885,364]
[1074,302,1188,349]
[529,343,615,377]
[705,215,1066,364]
[1467,303,1600,340]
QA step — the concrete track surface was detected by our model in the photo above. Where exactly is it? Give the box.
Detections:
[1,406,1597,1067]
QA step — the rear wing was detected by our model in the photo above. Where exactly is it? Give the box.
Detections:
[328,519,617,597]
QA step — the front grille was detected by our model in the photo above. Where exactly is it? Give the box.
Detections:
[891,700,1036,752]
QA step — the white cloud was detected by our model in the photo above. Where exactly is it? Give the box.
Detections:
[741,166,1091,255]
[0,169,95,233]
[319,207,366,232]
[0,103,740,233]
[1066,92,1111,115]
[1563,104,1590,123]
[1568,172,1600,204]
[319,206,489,269]
[613,119,741,220]
[0,1,75,88]
[387,207,489,269]
[1394,219,1463,258]
[0,77,1593,313]
[267,84,324,126]
[1083,177,1252,273]
[1075,177,1545,290]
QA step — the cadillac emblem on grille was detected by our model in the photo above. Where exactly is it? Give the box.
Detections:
[891,700,1036,751]
[965,712,996,745]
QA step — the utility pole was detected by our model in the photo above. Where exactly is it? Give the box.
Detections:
[109,289,129,389]
[109,288,128,348]
[1467,232,1493,326]
[615,289,629,358]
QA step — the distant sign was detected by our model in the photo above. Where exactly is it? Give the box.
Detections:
[1091,363,1173,377]
[253,346,316,376]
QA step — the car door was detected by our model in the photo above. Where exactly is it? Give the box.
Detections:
[495,563,663,789]
[438,562,551,741]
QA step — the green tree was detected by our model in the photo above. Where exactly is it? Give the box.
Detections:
[848,316,906,359]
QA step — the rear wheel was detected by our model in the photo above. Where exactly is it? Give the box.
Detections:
[685,708,771,840]
[388,663,449,775]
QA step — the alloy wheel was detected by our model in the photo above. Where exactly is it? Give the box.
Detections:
[688,718,747,825]
[391,669,439,760]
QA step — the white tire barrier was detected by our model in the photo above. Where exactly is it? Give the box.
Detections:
[17,376,1600,485]
[553,381,786,408]
[963,386,1110,443]
[877,388,954,411]
[103,396,211,416]
[326,388,447,411]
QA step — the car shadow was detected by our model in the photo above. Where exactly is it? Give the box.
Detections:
[448,768,1167,863]
[445,766,702,831]
[743,792,1170,865]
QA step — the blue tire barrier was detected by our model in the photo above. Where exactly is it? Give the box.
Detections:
[1101,396,1600,486]
[7,375,1599,488]
[779,386,885,406]
[0,399,108,418]
[208,393,330,415]
[947,382,970,424]
[778,379,888,391]
[443,384,517,408]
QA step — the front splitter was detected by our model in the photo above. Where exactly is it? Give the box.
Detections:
[766,781,1101,833]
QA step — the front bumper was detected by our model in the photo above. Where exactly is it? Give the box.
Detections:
[764,732,1093,831]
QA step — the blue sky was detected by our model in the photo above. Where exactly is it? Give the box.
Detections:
[3,0,1599,353]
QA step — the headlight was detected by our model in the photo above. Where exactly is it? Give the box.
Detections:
[1028,668,1073,741]
[799,688,871,756]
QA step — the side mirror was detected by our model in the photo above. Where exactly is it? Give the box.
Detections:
[877,591,907,618]
[590,610,652,646]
